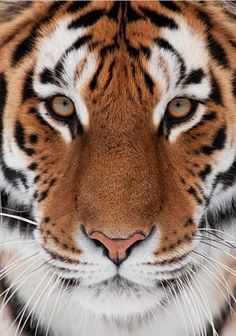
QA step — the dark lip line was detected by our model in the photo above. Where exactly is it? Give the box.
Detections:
[45,253,194,286]
[55,264,194,291]
[46,259,190,279]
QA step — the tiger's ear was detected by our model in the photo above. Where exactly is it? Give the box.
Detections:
[0,1,47,48]
[223,0,236,18]
[0,1,32,23]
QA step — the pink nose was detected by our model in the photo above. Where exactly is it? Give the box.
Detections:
[89,231,146,263]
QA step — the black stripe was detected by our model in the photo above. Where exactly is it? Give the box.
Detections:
[12,29,37,66]
[0,73,7,149]
[140,7,178,29]
[140,45,151,58]
[39,1,67,26]
[89,60,105,90]
[183,69,205,86]
[208,34,229,68]
[187,186,203,204]
[126,2,143,22]
[203,112,217,121]
[55,60,65,83]
[0,72,7,177]
[209,72,223,105]
[199,164,212,180]
[22,70,38,101]
[15,121,26,149]
[189,111,217,132]
[107,1,121,21]
[0,73,29,189]
[157,119,165,137]
[15,121,35,156]
[38,188,49,202]
[197,9,213,30]
[143,70,155,94]
[1,159,28,189]
[204,193,236,229]
[12,2,66,66]
[39,68,58,86]
[103,59,115,90]
[211,126,226,149]
[201,126,226,156]
[67,1,90,13]
[232,71,236,98]
[72,34,92,50]
[68,9,105,29]
[155,38,186,83]
[229,39,236,49]
[126,43,140,58]
[100,44,118,58]
[159,1,180,13]
[217,157,236,189]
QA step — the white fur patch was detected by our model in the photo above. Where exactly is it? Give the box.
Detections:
[34,17,97,142]
[150,20,211,140]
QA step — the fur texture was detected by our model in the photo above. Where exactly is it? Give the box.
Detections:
[0,1,235,335]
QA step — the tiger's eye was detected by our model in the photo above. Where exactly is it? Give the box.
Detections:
[167,98,192,119]
[50,96,75,118]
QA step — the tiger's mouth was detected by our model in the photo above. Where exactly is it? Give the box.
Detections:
[58,273,188,291]
[49,260,193,291]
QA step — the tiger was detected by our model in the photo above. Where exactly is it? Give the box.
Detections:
[0,1,235,335]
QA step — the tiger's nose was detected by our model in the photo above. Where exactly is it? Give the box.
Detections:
[89,231,146,266]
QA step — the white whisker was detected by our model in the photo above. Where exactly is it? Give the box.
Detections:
[34,272,59,336]
[186,266,218,336]
[14,267,51,336]
[191,256,234,312]
[45,278,64,336]
[0,251,39,284]
[0,256,43,314]
[175,277,192,336]
[0,213,37,226]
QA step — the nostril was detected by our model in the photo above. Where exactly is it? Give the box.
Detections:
[89,231,146,265]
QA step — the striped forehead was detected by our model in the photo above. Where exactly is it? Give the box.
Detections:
[33,5,211,131]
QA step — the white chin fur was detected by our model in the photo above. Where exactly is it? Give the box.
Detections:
[73,278,165,318]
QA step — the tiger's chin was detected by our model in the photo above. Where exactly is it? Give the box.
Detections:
[61,275,169,319]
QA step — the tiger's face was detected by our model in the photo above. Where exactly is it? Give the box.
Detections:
[0,0,235,321]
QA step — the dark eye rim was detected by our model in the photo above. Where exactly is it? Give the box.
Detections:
[45,95,76,122]
[165,97,199,125]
